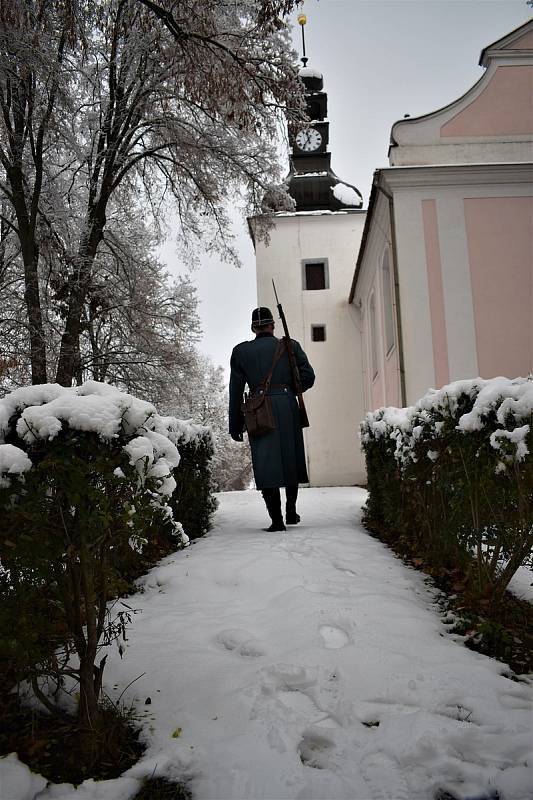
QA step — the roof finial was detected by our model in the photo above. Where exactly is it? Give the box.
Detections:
[297,7,308,67]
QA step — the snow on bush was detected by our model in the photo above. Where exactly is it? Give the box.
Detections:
[0,444,32,488]
[361,376,533,472]
[0,380,210,521]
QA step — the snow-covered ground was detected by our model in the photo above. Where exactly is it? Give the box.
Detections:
[508,565,533,605]
[2,488,532,800]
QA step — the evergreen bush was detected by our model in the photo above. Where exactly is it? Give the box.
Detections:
[361,377,533,601]
[170,431,218,541]
[0,381,215,753]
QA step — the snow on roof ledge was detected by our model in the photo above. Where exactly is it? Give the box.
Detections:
[299,67,323,79]
[274,209,357,217]
[332,182,362,207]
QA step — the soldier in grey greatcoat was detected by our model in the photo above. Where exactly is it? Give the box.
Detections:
[229,307,315,531]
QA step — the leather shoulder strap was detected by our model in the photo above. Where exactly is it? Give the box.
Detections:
[261,339,286,392]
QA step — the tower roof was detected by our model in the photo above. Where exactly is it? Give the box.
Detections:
[298,66,324,91]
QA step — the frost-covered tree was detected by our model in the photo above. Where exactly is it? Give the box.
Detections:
[165,354,253,491]
[60,210,203,399]
[0,201,203,400]
[0,0,304,386]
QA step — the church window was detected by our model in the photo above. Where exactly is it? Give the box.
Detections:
[302,259,329,290]
[370,293,379,379]
[382,249,395,354]
[311,325,326,342]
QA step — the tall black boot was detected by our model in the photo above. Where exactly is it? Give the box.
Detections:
[261,488,286,532]
[285,485,300,525]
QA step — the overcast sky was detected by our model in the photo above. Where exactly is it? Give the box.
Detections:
[163,0,532,378]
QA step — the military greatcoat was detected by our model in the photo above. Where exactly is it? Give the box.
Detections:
[229,333,315,489]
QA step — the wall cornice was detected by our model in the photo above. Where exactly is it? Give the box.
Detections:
[381,162,533,190]
[481,48,533,66]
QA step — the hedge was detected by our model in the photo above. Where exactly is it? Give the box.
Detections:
[360,377,533,602]
[0,381,216,734]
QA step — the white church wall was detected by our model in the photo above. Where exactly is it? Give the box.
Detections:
[253,211,367,486]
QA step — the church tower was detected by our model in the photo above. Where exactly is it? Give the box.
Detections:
[249,14,367,486]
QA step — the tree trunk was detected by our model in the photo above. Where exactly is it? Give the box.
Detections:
[10,171,48,384]
[77,541,102,746]
[77,655,102,764]
[23,252,48,384]
[55,266,90,386]
[78,656,101,730]
[55,205,106,386]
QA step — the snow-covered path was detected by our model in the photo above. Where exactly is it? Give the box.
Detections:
[2,488,532,800]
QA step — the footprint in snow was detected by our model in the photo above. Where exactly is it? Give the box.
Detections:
[319,624,350,650]
[215,629,265,658]
[278,687,320,717]
[254,664,353,732]
[276,687,341,730]
[298,729,336,770]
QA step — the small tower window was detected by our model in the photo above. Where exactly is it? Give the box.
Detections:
[311,325,326,342]
[302,259,329,290]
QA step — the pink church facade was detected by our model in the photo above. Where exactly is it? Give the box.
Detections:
[351,20,533,410]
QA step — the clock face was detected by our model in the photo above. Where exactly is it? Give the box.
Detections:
[295,127,322,152]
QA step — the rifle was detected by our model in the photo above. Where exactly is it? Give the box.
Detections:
[272,279,310,429]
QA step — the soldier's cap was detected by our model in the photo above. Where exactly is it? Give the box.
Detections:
[251,307,274,326]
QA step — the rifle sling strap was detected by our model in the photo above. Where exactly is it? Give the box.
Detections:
[255,339,286,394]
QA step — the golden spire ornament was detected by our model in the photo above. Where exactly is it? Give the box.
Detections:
[297,5,308,66]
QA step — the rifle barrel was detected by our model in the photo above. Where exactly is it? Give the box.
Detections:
[271,279,310,428]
